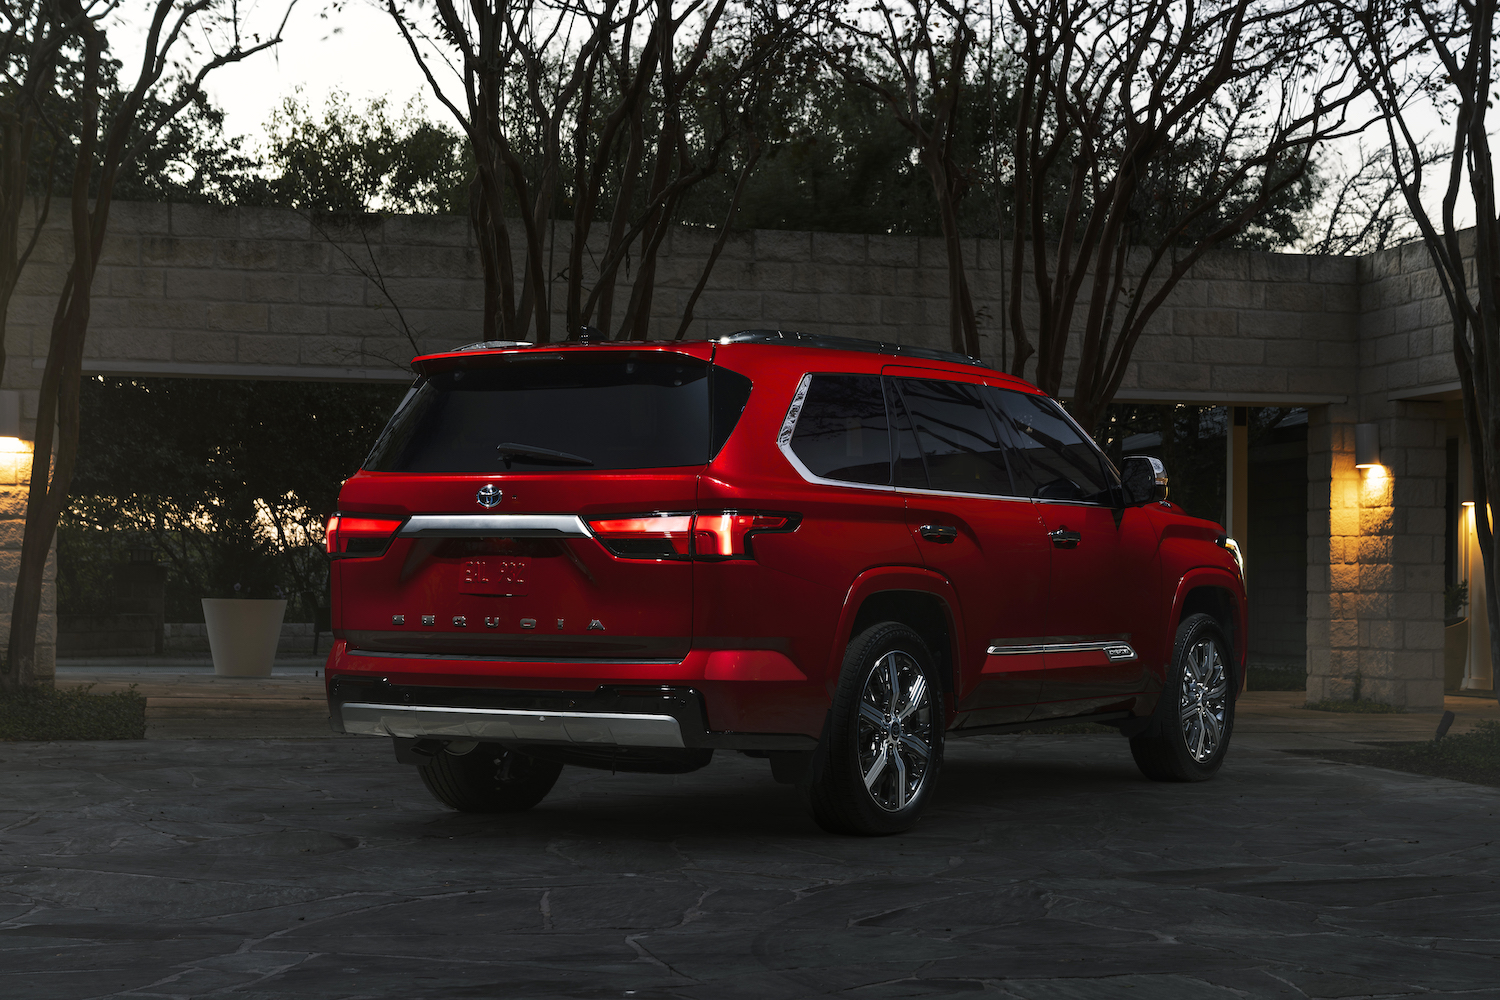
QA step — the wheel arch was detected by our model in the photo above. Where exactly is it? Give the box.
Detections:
[833,568,964,699]
[1170,569,1247,690]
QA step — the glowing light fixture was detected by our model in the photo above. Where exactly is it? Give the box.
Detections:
[0,390,26,452]
[1354,423,1381,468]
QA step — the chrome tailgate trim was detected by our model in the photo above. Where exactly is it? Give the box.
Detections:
[398,514,591,538]
[339,702,685,748]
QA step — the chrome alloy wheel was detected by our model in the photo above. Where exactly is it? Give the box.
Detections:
[1179,638,1229,763]
[856,649,936,812]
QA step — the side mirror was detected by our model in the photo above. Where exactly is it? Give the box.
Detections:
[1121,456,1168,506]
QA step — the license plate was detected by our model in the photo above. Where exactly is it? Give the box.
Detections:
[459,557,529,596]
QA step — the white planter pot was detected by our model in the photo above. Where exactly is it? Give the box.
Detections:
[201,598,287,677]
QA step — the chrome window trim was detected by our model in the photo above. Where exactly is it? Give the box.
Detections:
[339,702,686,748]
[776,371,1036,504]
[399,514,592,538]
[986,639,1138,662]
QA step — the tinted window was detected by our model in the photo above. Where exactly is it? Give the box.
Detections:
[710,367,753,458]
[896,378,1015,495]
[789,374,891,484]
[886,378,928,489]
[987,388,1114,503]
[365,355,711,473]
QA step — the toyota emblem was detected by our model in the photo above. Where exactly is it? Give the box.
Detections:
[476,484,502,508]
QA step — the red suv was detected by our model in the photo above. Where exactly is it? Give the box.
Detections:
[324,331,1246,835]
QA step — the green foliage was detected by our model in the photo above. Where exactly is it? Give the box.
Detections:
[1445,582,1470,620]
[109,91,271,206]
[263,91,470,216]
[60,377,407,622]
[0,684,146,741]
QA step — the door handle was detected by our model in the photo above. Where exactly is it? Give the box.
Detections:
[919,524,958,543]
[1049,527,1082,549]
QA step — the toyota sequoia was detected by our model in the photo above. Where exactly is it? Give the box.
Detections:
[324,331,1246,835]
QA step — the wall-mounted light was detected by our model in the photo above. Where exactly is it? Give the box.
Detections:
[0,390,27,453]
[1354,423,1382,469]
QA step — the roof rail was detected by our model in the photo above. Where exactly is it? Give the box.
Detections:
[718,329,988,367]
[451,340,533,352]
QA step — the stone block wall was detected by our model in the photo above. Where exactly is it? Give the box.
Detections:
[1306,404,1448,709]
[6,203,1360,418]
[1357,240,1465,398]
[3,201,1485,706]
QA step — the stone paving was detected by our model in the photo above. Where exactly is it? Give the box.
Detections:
[2,727,1498,998]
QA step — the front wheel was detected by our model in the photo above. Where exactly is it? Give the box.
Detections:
[418,743,564,812]
[1130,613,1235,782]
[802,622,944,835]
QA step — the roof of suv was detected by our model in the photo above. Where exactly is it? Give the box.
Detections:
[413,329,996,375]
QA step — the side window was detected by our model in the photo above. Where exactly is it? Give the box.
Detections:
[788,374,892,484]
[987,388,1114,503]
[885,378,928,489]
[896,378,1016,496]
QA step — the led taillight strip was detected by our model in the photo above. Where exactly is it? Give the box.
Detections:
[325,513,405,558]
[586,511,797,561]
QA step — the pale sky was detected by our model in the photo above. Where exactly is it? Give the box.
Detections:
[113,0,438,149]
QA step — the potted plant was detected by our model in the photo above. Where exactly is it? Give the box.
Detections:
[202,583,287,678]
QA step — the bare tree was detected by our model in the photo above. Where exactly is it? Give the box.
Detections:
[1300,139,1426,257]
[387,0,805,343]
[0,0,86,393]
[814,0,983,357]
[1340,0,1500,700]
[2,0,290,690]
[1004,0,1366,432]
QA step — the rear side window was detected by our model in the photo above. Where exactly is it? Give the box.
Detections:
[365,355,714,473]
[987,388,1114,503]
[788,374,891,484]
[895,378,1016,496]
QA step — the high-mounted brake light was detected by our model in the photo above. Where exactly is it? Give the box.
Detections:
[587,511,796,561]
[325,514,404,558]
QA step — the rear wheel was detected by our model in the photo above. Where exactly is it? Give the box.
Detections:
[418,743,563,812]
[802,622,943,835]
[1130,613,1235,782]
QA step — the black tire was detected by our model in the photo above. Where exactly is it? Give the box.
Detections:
[802,622,944,835]
[418,743,564,813]
[1130,613,1235,782]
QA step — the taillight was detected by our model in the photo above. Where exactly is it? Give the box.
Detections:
[587,511,796,561]
[588,515,694,560]
[325,513,404,558]
[691,512,793,559]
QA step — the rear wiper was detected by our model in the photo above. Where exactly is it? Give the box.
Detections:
[496,442,594,468]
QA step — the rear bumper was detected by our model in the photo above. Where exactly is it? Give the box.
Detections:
[341,702,689,747]
[325,641,822,750]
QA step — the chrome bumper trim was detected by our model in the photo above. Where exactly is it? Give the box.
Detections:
[986,640,1138,662]
[339,702,685,748]
[398,514,591,538]
[346,649,680,665]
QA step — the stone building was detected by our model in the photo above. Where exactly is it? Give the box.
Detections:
[1,203,1490,708]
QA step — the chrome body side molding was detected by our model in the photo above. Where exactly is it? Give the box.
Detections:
[339,702,686,748]
[987,637,1138,662]
[398,514,591,538]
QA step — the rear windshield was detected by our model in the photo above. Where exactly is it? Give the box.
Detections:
[365,355,738,473]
